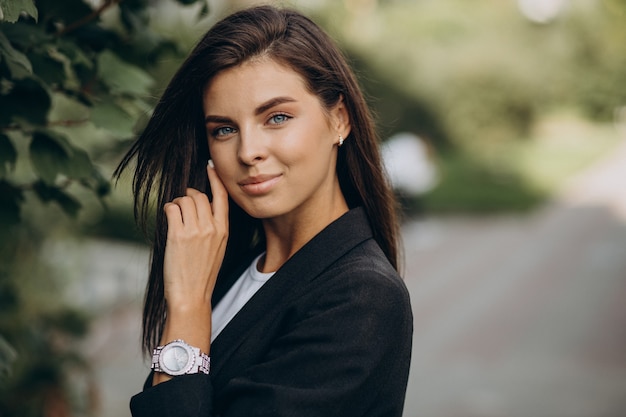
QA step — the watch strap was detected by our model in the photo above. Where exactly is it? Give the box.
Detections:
[151,346,163,372]
[197,352,211,374]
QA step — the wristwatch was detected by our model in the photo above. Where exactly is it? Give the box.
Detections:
[151,339,210,376]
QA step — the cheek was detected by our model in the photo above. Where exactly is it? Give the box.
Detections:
[214,166,241,199]
[275,143,306,165]
[208,147,235,182]
[208,142,232,166]
[281,127,330,162]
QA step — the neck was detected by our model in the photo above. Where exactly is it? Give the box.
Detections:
[259,194,348,273]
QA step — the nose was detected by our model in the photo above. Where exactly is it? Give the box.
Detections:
[237,127,267,165]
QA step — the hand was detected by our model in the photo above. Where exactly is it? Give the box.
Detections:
[162,163,229,314]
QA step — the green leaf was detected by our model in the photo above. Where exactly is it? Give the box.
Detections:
[0,31,32,78]
[78,165,110,198]
[97,50,154,96]
[198,2,210,19]
[48,92,90,124]
[0,133,17,178]
[0,0,38,23]
[65,145,94,180]
[68,89,95,107]
[57,39,93,72]
[0,76,51,126]
[0,21,49,49]
[0,335,17,379]
[33,0,91,26]
[0,180,22,227]
[29,130,71,184]
[91,97,136,137]
[29,129,97,185]
[119,2,149,33]
[93,170,111,197]
[27,49,66,86]
[32,180,81,217]
[57,191,81,217]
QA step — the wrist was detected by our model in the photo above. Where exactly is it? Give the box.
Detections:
[166,301,212,317]
[161,308,211,354]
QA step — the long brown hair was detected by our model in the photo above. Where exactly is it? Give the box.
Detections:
[115,5,400,354]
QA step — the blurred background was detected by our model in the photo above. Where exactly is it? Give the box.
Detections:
[1,0,625,415]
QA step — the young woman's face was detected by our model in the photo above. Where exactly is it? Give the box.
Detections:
[203,58,350,221]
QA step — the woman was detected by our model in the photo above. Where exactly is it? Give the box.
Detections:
[116,5,413,416]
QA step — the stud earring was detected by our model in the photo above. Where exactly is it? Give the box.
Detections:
[338,134,344,147]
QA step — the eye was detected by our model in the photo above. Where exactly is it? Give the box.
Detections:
[211,126,237,139]
[267,113,291,125]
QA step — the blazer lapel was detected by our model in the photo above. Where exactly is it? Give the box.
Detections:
[209,207,372,377]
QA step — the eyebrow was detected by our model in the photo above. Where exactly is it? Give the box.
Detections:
[204,115,233,125]
[204,96,297,124]
[254,96,297,116]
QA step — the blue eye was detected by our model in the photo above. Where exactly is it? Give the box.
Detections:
[268,114,290,125]
[212,126,237,138]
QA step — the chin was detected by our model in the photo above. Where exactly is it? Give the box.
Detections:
[236,201,285,220]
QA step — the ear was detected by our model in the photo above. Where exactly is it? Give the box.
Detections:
[330,95,351,140]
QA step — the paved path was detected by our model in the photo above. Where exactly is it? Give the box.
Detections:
[81,140,626,417]
[402,139,626,417]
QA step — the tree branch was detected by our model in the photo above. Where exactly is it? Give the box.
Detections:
[47,119,90,127]
[57,0,121,36]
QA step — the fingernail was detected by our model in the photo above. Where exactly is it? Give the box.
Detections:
[208,159,214,168]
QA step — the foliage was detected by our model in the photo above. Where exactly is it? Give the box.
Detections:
[421,150,544,213]
[0,230,93,415]
[565,0,626,121]
[318,0,625,213]
[0,0,207,415]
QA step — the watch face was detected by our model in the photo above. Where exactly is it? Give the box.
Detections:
[160,342,193,375]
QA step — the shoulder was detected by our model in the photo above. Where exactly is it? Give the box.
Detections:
[305,238,412,324]
[329,238,407,295]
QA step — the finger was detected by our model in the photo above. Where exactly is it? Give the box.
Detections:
[207,161,229,224]
[186,188,212,225]
[164,202,184,232]
[171,195,199,228]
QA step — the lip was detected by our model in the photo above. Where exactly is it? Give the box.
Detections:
[238,174,282,195]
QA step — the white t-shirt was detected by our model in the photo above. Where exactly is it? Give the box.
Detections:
[211,253,275,342]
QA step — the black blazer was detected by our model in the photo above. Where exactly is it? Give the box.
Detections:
[130,207,413,417]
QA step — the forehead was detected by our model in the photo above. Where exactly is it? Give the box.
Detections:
[203,58,314,109]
